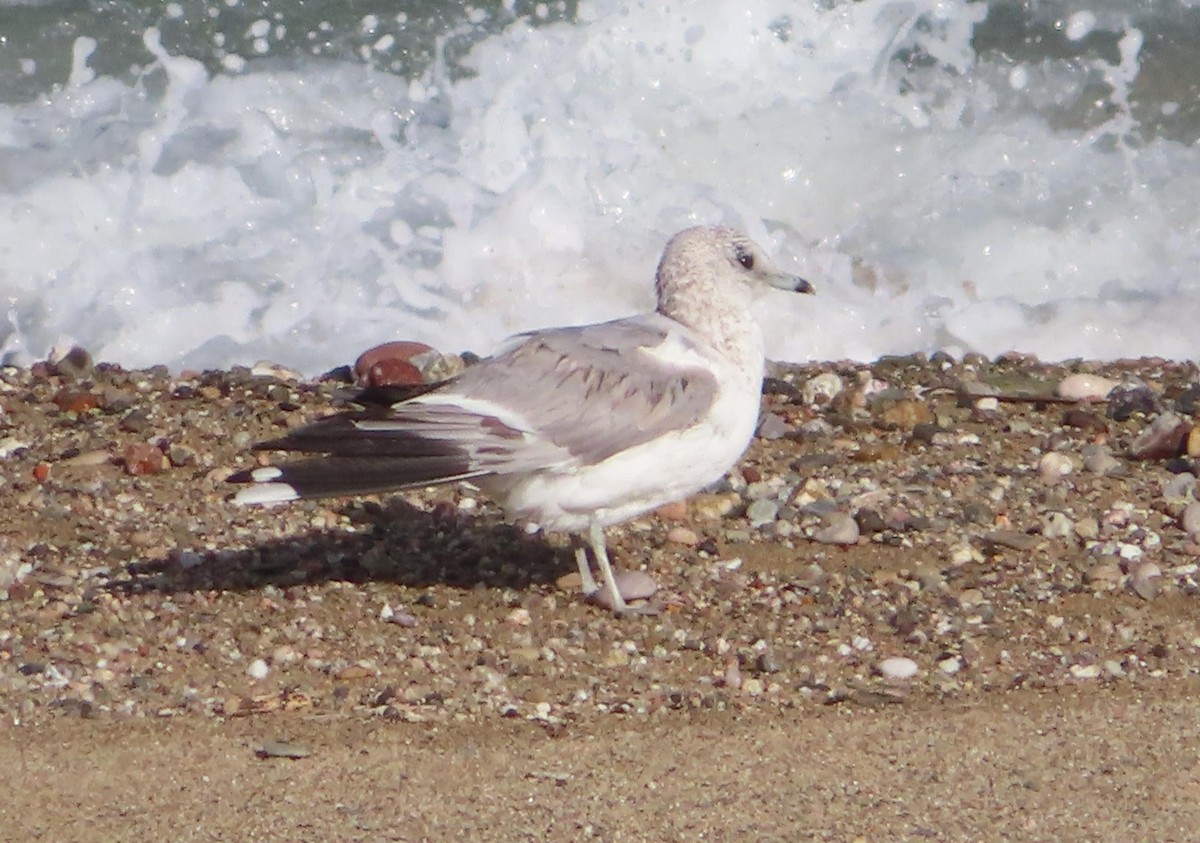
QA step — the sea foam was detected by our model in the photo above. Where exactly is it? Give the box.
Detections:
[1,0,1197,373]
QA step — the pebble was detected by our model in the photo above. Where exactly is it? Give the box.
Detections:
[747,499,780,527]
[745,482,777,501]
[1175,383,1200,415]
[167,444,198,468]
[797,418,835,439]
[505,608,531,626]
[812,513,859,545]
[50,345,95,379]
[0,437,30,458]
[359,357,423,388]
[937,656,963,675]
[1074,517,1100,540]
[355,341,435,387]
[1107,384,1157,421]
[1080,444,1123,475]
[53,389,100,414]
[1181,502,1200,536]
[352,341,460,389]
[878,656,919,681]
[1041,511,1074,539]
[1056,373,1118,401]
[1038,452,1073,481]
[59,449,111,467]
[655,500,689,521]
[250,361,303,380]
[854,508,887,535]
[1085,562,1124,585]
[1129,412,1191,460]
[592,570,658,611]
[247,659,270,680]
[957,588,984,608]
[948,542,983,566]
[877,399,933,430]
[692,493,738,520]
[756,412,791,440]
[1129,561,1162,601]
[801,372,843,405]
[959,380,1000,399]
[666,526,699,546]
[1062,408,1108,432]
[122,442,166,476]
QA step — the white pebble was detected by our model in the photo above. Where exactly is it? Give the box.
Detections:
[1055,373,1117,401]
[0,437,31,458]
[801,372,844,406]
[1117,543,1144,561]
[1038,452,1073,481]
[948,542,983,566]
[247,658,269,680]
[879,656,919,681]
[505,607,531,626]
[812,513,859,545]
[937,655,963,675]
[1042,511,1074,539]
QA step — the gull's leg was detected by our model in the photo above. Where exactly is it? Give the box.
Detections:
[589,521,630,614]
[573,539,600,596]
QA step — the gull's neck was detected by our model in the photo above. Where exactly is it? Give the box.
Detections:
[656,272,765,385]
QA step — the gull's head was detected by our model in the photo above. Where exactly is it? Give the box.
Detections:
[655,226,814,313]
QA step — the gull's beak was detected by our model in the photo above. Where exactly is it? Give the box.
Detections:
[772,274,815,295]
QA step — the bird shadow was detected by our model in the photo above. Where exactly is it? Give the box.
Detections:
[112,497,574,600]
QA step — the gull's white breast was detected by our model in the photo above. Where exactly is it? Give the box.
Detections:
[487,323,766,533]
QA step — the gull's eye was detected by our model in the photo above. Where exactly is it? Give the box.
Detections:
[735,246,755,270]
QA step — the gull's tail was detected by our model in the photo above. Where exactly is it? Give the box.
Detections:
[227,457,487,504]
[227,410,494,504]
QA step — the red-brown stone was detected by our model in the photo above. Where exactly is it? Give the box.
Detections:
[122,443,166,476]
[354,341,435,387]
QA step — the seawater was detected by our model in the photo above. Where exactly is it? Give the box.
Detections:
[0,0,1198,373]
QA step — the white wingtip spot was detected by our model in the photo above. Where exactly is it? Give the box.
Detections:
[249,466,284,482]
[233,482,300,506]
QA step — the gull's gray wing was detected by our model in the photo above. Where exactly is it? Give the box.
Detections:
[229,316,721,501]
[452,315,721,466]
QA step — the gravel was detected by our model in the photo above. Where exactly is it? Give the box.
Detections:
[2,353,1200,730]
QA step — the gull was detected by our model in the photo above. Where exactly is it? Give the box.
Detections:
[229,226,814,613]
